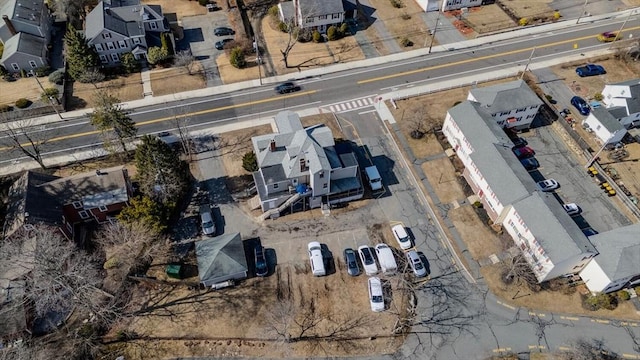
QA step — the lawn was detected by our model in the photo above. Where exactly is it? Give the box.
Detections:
[150,67,206,97]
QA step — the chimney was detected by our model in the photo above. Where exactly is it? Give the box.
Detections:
[269,140,276,152]
[3,15,17,36]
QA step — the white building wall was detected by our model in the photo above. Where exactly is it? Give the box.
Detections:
[441,0,482,11]
[602,84,634,105]
[582,115,626,144]
[580,260,612,293]
[310,171,330,196]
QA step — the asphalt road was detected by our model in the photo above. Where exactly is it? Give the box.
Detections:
[2,16,639,165]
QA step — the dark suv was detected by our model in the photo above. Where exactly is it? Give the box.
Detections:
[214,27,235,36]
[275,82,300,94]
[254,246,268,277]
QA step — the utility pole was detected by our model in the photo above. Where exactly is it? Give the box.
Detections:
[617,8,637,39]
[255,37,262,85]
[31,70,63,120]
[585,130,619,168]
[576,0,588,24]
[428,10,442,54]
[520,47,536,79]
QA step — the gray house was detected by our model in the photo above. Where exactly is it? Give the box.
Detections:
[85,0,169,66]
[195,233,248,288]
[250,111,362,215]
[0,0,52,73]
[279,0,350,34]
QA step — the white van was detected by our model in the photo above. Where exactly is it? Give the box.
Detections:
[365,166,383,191]
[308,242,326,276]
[200,205,216,236]
[375,244,397,275]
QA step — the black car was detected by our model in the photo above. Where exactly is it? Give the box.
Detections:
[275,82,299,94]
[520,157,539,171]
[215,38,233,50]
[214,27,235,36]
[343,248,360,276]
[512,137,528,148]
[254,246,268,277]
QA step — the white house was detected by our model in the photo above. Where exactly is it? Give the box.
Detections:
[443,100,597,283]
[579,224,640,294]
[250,111,362,214]
[467,79,543,131]
[582,107,627,145]
[278,0,345,34]
[600,79,640,129]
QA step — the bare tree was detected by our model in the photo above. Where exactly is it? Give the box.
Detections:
[0,226,112,324]
[77,68,105,88]
[168,104,194,159]
[502,254,539,290]
[173,51,197,75]
[561,338,621,360]
[89,89,137,155]
[0,116,52,169]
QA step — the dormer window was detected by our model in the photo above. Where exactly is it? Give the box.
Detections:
[319,172,324,179]
[73,201,82,209]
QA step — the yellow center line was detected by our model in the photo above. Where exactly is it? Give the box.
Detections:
[2,90,316,151]
[357,26,640,85]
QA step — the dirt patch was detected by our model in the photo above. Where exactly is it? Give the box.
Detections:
[218,125,273,178]
[261,18,365,76]
[366,0,432,50]
[216,53,261,84]
[496,0,554,21]
[0,77,57,106]
[462,4,516,34]
[71,74,143,108]
[448,206,505,260]
[150,67,206,97]
[481,264,640,320]
[421,157,465,204]
[142,0,207,18]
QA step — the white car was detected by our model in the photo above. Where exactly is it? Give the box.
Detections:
[537,179,559,192]
[563,203,581,216]
[368,277,385,312]
[308,242,325,276]
[406,250,427,278]
[391,224,412,250]
[358,245,378,276]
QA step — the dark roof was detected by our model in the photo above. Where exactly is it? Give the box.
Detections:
[195,233,248,287]
[299,0,344,17]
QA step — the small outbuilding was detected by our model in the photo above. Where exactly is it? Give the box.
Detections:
[195,232,248,287]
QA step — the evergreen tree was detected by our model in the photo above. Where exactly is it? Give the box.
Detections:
[64,24,99,80]
[117,196,168,234]
[89,90,137,153]
[147,46,169,65]
[121,52,140,74]
[242,151,258,172]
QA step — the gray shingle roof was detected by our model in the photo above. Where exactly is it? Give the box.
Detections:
[587,223,640,281]
[299,0,344,17]
[1,32,46,62]
[85,1,146,39]
[195,233,248,287]
[591,107,625,132]
[469,79,543,114]
[609,78,640,98]
[2,0,45,27]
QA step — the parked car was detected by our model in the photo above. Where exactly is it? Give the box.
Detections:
[512,146,535,159]
[520,157,539,171]
[575,64,606,77]
[405,250,427,278]
[391,224,412,250]
[368,277,385,312]
[200,205,216,236]
[255,246,268,277]
[537,179,559,192]
[512,137,528,148]
[343,248,360,276]
[374,244,397,275]
[563,203,581,216]
[571,96,590,116]
[582,227,599,237]
[308,242,325,276]
[215,38,233,50]
[274,82,300,94]
[358,245,378,275]
[214,27,235,36]
[597,31,620,42]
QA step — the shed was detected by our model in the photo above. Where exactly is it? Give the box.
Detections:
[195,232,248,287]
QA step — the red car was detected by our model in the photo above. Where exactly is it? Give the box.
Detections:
[513,146,535,159]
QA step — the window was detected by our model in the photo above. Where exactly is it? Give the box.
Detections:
[118,40,127,48]
[107,42,115,50]
[499,111,510,116]
[111,53,119,62]
[79,210,89,219]
[73,201,83,209]
[516,108,526,113]
[29,60,37,68]
[306,18,314,23]
[99,205,108,212]
[319,172,324,179]
[149,21,157,30]
[323,183,328,189]
[132,37,141,44]
[319,15,326,19]
[273,183,279,189]
[332,13,340,19]
[102,32,112,39]
[99,55,108,63]
[95,43,104,51]
[11,63,19,71]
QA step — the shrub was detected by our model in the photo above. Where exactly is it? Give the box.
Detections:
[268,5,279,17]
[312,30,322,43]
[297,28,312,42]
[401,12,411,20]
[15,98,31,108]
[104,257,121,269]
[277,21,288,32]
[229,47,246,68]
[0,104,12,112]
[584,293,617,311]
[545,94,553,102]
[472,200,483,208]
[41,87,59,101]
[519,18,529,26]
[390,0,403,8]
[553,11,561,20]
[400,37,413,47]
[20,69,26,78]
[339,23,349,36]
[48,69,65,84]
[327,26,338,41]
[34,66,50,77]
[198,0,208,6]
[121,52,140,74]
[616,290,630,301]
[593,92,604,101]
[0,65,7,76]
[242,151,258,172]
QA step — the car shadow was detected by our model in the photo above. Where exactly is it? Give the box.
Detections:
[320,244,336,275]
[417,251,430,276]
[380,278,393,311]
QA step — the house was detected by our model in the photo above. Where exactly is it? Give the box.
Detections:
[0,0,52,73]
[3,167,133,242]
[85,0,170,66]
[250,111,362,215]
[579,223,640,294]
[278,0,346,34]
[467,79,543,131]
[195,232,248,288]
[600,79,640,129]
[582,107,627,145]
[443,100,597,282]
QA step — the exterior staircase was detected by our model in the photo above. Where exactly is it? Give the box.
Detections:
[248,195,262,210]
[258,192,302,221]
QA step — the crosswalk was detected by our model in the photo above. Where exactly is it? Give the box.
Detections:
[323,96,377,113]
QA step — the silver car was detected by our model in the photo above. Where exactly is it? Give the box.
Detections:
[406,250,427,278]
